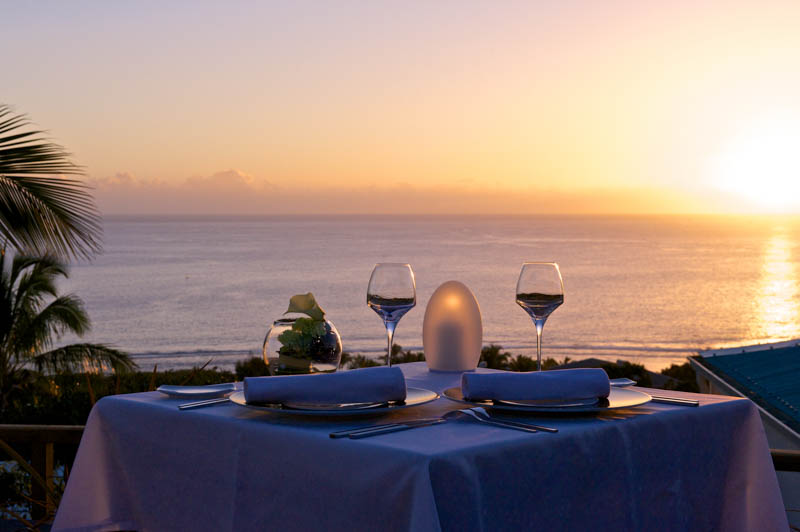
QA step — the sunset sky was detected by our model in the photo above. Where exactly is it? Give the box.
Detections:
[4,0,800,214]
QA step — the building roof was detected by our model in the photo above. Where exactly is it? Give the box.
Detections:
[695,340,800,436]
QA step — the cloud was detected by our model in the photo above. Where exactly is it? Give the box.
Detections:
[88,169,718,215]
[90,170,275,214]
[185,169,270,191]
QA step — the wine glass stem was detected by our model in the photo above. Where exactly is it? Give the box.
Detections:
[534,319,545,371]
[385,321,396,367]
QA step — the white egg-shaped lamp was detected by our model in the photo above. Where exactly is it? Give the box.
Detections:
[423,281,482,372]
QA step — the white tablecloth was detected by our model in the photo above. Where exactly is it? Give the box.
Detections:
[53,363,788,532]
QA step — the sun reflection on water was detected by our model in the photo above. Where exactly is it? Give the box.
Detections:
[754,230,800,341]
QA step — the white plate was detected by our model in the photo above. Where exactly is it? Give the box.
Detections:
[442,387,651,413]
[157,383,236,399]
[228,387,439,416]
[609,378,636,387]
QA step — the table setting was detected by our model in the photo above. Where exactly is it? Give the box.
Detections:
[52,262,789,532]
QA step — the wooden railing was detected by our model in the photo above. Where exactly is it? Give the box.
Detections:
[0,424,84,521]
[1,424,799,522]
[772,448,800,472]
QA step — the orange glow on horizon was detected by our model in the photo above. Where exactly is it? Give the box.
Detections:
[6,2,800,214]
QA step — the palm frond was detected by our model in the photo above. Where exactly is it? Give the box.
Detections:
[31,343,136,374]
[10,254,64,314]
[0,104,102,260]
[2,255,74,360]
[0,252,12,341]
[11,294,91,357]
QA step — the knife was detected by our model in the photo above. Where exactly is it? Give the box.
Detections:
[329,418,440,438]
[649,395,699,406]
[348,418,447,439]
[178,397,231,410]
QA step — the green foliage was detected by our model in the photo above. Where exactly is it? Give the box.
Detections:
[277,317,329,359]
[601,361,652,387]
[540,357,563,370]
[235,356,269,379]
[0,104,101,260]
[343,354,381,369]
[481,346,571,371]
[480,344,511,369]
[0,253,136,409]
[660,362,699,392]
[2,367,234,425]
[508,355,538,372]
[660,361,696,381]
[0,463,28,518]
[284,292,326,321]
[508,354,567,371]
[341,344,424,368]
[391,351,425,364]
[390,344,425,365]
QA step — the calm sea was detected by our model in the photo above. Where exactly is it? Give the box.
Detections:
[60,215,800,372]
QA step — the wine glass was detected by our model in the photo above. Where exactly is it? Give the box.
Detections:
[516,262,564,371]
[367,263,416,366]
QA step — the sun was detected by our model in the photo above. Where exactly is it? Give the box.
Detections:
[708,113,800,212]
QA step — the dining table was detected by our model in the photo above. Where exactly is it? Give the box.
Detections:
[52,362,788,532]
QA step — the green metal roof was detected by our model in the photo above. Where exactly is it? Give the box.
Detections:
[697,344,800,435]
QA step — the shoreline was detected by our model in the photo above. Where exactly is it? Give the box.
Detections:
[126,348,695,373]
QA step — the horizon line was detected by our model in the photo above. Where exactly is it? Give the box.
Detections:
[100,212,800,219]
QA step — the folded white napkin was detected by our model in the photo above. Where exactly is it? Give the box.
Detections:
[243,366,407,405]
[461,368,610,402]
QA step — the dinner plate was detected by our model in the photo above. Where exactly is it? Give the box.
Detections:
[157,383,236,399]
[609,378,636,387]
[442,387,651,413]
[228,387,439,416]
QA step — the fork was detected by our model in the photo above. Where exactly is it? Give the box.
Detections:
[345,408,543,439]
[349,409,544,439]
[468,407,559,433]
[449,409,541,433]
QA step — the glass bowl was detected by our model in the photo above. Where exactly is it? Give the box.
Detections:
[263,316,342,376]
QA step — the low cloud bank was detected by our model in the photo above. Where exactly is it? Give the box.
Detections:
[89,169,718,215]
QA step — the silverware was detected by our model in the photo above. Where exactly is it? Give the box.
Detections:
[348,418,447,439]
[329,418,440,438]
[343,407,547,439]
[649,395,699,407]
[178,397,231,410]
[468,407,559,433]
[447,409,540,433]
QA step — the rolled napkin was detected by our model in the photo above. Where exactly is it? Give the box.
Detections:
[461,368,610,402]
[244,366,407,405]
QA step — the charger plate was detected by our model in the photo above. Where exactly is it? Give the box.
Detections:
[228,387,439,416]
[442,387,651,413]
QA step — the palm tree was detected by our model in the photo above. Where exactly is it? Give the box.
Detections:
[0,253,135,408]
[480,344,510,369]
[0,104,101,260]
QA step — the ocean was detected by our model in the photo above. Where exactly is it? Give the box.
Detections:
[60,215,800,372]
